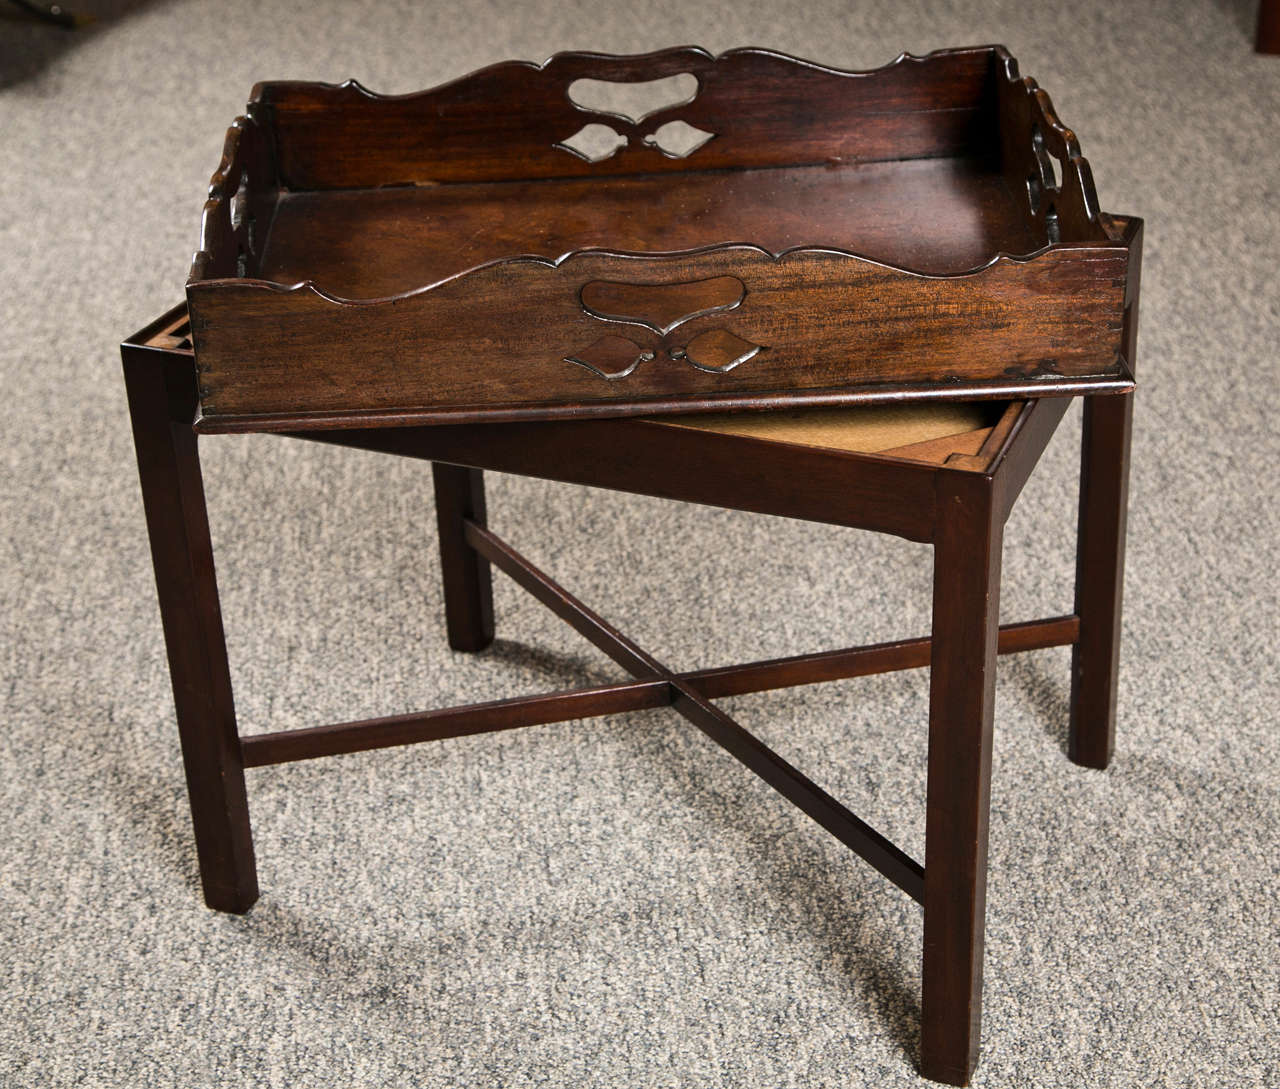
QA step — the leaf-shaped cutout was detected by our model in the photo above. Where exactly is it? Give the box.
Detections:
[556,124,628,163]
[564,335,655,380]
[1031,123,1060,191]
[1026,171,1044,215]
[644,120,714,158]
[683,329,764,373]
[567,74,698,125]
[580,276,745,335]
[229,169,250,231]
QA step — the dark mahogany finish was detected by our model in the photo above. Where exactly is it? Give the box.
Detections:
[432,464,495,652]
[1070,219,1142,767]
[1259,0,1280,53]
[126,42,1141,1089]
[184,46,1135,432]
[122,317,257,914]
[921,467,1004,1083]
[252,47,998,187]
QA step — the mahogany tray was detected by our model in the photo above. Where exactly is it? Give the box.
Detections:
[186,45,1138,433]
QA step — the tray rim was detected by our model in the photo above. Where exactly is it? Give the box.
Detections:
[244,42,997,108]
[196,238,1125,308]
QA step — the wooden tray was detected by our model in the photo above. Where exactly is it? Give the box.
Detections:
[186,45,1138,433]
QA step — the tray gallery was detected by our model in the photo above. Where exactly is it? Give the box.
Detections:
[184,45,1137,433]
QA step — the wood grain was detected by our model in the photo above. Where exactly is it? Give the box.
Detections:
[250,45,1000,188]
[995,52,1108,244]
[256,157,1041,294]
[189,244,1129,426]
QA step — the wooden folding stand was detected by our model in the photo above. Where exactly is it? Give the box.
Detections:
[124,46,1140,1085]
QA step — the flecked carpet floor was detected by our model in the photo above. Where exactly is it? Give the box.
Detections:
[2,0,1277,1085]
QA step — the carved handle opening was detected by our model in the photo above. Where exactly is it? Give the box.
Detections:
[579,275,745,334]
[578,275,747,335]
[996,53,1107,245]
[558,68,712,162]
[567,73,698,124]
[190,115,274,283]
[568,274,765,380]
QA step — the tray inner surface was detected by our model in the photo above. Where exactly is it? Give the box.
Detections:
[259,157,1040,299]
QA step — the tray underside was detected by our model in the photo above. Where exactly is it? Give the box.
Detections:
[260,158,1039,298]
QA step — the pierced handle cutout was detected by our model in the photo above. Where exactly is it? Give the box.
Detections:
[1027,121,1065,242]
[567,73,698,124]
[1031,123,1060,192]
[682,329,763,373]
[564,327,765,381]
[555,123,629,163]
[580,276,745,335]
[643,120,714,158]
[564,335,654,380]
[228,169,250,230]
[226,167,257,275]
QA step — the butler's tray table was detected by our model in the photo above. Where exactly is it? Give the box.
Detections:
[122,45,1141,1086]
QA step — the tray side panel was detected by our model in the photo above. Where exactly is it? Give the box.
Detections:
[996,53,1107,242]
[187,246,1129,428]
[251,46,1000,188]
[190,115,278,283]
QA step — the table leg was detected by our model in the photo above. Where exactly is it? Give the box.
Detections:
[432,463,495,651]
[1259,0,1280,53]
[920,470,1003,1085]
[1069,392,1133,769]
[122,344,258,913]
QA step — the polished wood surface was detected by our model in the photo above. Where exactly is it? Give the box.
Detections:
[186,46,1134,431]
[996,52,1107,243]
[191,243,1128,426]
[121,329,257,915]
[239,615,1079,769]
[303,416,948,542]
[432,464,494,652]
[251,46,999,188]
[921,468,1003,1083]
[138,44,1140,1079]
[1070,218,1142,767]
[464,518,928,901]
[259,158,1040,294]
[241,680,671,768]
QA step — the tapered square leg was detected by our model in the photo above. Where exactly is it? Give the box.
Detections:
[920,470,1003,1085]
[432,463,495,652]
[122,344,258,914]
[1068,392,1133,769]
[1070,217,1140,770]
